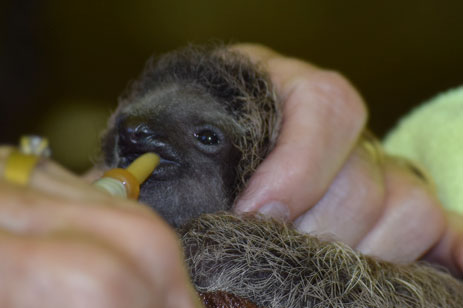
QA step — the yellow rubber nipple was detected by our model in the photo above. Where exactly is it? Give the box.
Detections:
[93,153,160,200]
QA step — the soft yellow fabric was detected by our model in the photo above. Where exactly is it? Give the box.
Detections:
[384,86,463,213]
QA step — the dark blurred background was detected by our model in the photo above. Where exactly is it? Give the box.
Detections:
[1,0,462,172]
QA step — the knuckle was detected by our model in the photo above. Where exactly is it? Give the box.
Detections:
[303,69,367,123]
[314,70,352,95]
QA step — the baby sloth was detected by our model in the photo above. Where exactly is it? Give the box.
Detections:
[102,46,280,228]
[101,46,463,308]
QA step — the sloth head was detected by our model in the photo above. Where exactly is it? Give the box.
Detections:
[101,46,281,227]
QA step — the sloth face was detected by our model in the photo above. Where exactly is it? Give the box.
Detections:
[101,45,280,227]
[102,84,241,227]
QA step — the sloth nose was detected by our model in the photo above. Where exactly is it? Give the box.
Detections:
[119,118,152,144]
[117,115,180,168]
[118,115,164,146]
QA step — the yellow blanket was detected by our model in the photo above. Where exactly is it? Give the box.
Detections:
[384,86,463,213]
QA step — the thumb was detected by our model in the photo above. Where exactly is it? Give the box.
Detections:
[233,69,366,220]
[231,45,366,220]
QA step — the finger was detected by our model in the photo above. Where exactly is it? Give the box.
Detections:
[0,183,197,306]
[355,156,446,263]
[0,147,151,214]
[424,211,463,277]
[293,139,385,246]
[457,237,463,275]
[0,146,107,202]
[0,230,154,308]
[232,44,367,220]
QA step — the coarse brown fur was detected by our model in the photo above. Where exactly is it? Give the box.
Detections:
[181,213,463,308]
[102,44,463,307]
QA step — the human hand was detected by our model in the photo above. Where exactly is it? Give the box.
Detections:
[425,210,463,277]
[0,147,202,308]
[232,44,462,275]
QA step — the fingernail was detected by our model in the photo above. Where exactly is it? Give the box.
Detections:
[257,201,290,221]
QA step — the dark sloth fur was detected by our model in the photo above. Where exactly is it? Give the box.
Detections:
[103,44,280,197]
[102,45,280,227]
[102,45,463,307]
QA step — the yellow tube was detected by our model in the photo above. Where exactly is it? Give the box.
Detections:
[93,153,160,199]
[127,152,160,184]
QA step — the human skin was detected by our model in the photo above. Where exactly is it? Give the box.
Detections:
[231,44,462,274]
[0,147,202,308]
[0,44,461,307]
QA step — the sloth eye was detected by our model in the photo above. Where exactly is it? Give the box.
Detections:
[194,129,220,145]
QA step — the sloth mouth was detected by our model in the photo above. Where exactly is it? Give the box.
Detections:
[118,146,182,181]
